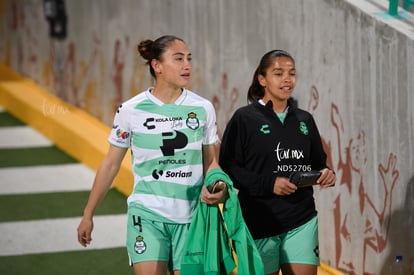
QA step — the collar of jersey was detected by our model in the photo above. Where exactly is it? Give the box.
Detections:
[258,99,289,114]
[145,88,187,106]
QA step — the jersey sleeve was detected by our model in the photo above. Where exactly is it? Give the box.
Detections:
[202,101,219,145]
[108,105,131,148]
[308,115,328,170]
[219,109,277,196]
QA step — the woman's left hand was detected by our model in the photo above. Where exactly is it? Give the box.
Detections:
[317,168,336,188]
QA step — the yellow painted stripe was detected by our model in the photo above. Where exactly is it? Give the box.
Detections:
[320,262,344,275]
[277,262,343,275]
[0,63,133,195]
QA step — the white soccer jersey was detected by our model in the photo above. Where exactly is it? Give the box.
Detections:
[108,88,219,223]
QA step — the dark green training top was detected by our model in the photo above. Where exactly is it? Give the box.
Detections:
[219,99,328,239]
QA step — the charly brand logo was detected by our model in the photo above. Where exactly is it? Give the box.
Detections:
[160,130,188,156]
[260,124,270,134]
[313,245,320,257]
[186,112,199,130]
[143,118,155,130]
[116,104,123,113]
[299,121,309,135]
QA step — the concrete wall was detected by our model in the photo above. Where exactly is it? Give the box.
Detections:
[1,0,413,274]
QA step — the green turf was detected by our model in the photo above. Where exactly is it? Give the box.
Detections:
[0,112,135,275]
[0,146,78,167]
[0,247,134,275]
[0,189,127,222]
[0,112,25,126]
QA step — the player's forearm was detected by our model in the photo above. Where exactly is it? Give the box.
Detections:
[203,143,220,174]
[82,161,121,219]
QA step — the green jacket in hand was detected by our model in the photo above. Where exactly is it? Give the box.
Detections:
[181,168,264,275]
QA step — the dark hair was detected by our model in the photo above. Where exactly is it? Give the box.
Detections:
[247,49,295,103]
[137,35,184,78]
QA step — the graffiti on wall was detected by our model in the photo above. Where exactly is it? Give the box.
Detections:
[111,36,129,114]
[46,35,107,121]
[212,73,239,138]
[4,0,136,123]
[308,85,404,275]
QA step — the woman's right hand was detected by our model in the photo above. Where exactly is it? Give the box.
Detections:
[273,177,298,196]
[77,217,94,247]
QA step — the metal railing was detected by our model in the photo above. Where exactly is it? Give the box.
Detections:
[388,0,414,16]
[403,0,414,10]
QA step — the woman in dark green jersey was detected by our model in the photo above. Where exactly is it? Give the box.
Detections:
[219,50,336,275]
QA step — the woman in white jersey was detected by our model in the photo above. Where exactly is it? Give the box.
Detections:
[77,35,227,275]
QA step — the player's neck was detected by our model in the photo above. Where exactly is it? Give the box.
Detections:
[151,84,183,104]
